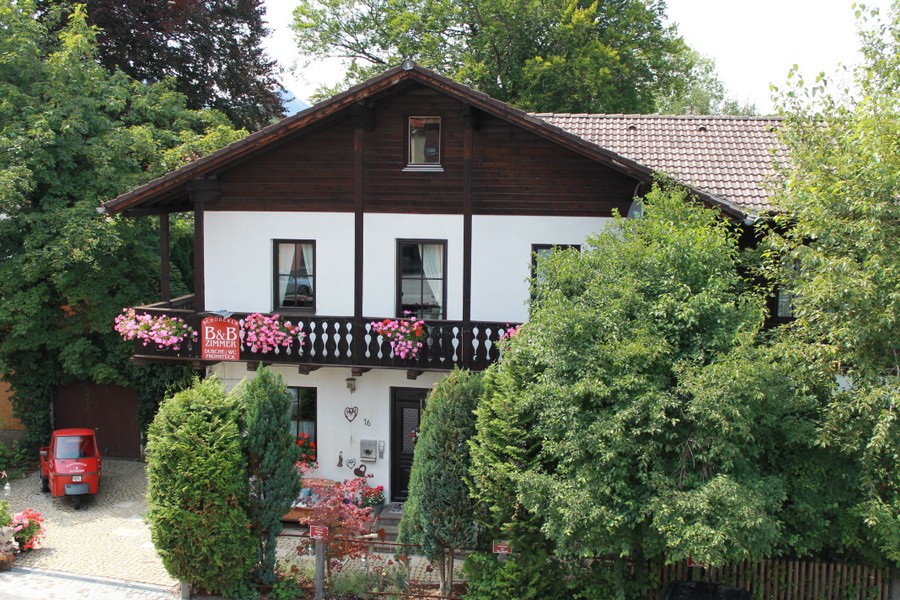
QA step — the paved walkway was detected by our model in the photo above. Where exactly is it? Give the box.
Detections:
[1,459,178,597]
[0,567,176,599]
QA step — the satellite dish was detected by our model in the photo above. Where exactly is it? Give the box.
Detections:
[627,199,643,219]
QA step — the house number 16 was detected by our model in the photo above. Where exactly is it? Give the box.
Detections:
[363,418,371,427]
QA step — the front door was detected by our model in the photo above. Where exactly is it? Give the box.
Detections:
[390,387,428,502]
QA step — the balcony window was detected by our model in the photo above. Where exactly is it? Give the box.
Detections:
[288,387,316,442]
[398,240,446,320]
[274,240,315,311]
[407,116,441,169]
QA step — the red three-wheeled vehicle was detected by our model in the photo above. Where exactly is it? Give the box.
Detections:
[39,428,102,510]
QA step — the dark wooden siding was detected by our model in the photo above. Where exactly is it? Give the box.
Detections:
[215,118,356,212]
[364,88,466,213]
[55,383,141,459]
[473,113,637,216]
[210,84,638,217]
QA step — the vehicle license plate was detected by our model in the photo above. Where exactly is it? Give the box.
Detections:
[72,475,82,482]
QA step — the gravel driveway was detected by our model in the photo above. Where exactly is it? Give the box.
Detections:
[5,459,176,588]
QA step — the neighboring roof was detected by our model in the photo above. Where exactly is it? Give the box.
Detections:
[534,114,785,214]
[102,62,780,219]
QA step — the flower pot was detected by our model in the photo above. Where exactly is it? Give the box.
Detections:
[369,502,385,518]
[0,552,14,571]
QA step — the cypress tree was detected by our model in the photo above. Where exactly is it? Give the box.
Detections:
[236,367,301,585]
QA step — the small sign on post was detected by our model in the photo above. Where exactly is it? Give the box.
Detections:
[492,540,512,554]
[309,524,329,540]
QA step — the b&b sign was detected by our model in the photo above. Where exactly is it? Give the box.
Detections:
[309,525,329,540]
[201,316,240,361]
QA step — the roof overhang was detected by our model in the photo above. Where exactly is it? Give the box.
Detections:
[101,62,748,220]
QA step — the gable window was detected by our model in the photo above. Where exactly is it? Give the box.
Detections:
[274,240,315,311]
[532,243,581,284]
[397,240,446,320]
[408,116,441,166]
[288,387,316,443]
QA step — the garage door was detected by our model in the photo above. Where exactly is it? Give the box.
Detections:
[54,383,141,459]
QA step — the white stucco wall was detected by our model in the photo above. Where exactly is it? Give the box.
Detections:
[204,211,355,315]
[362,214,464,319]
[470,215,612,322]
[211,363,441,501]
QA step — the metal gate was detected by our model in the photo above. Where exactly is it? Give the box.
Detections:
[54,383,141,459]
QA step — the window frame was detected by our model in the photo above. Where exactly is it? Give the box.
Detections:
[287,386,317,444]
[273,239,316,314]
[531,243,581,282]
[404,115,443,172]
[396,239,448,320]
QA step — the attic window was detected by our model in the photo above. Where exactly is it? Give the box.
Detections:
[405,116,443,172]
[698,125,709,132]
[627,125,638,132]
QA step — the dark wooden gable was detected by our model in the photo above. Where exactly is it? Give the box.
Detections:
[208,84,639,217]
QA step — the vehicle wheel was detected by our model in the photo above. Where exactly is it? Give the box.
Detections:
[72,496,82,510]
[39,474,49,493]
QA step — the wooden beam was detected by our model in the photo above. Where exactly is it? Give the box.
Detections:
[298,365,321,375]
[159,212,170,303]
[187,177,220,313]
[462,105,474,367]
[351,367,371,377]
[406,370,424,380]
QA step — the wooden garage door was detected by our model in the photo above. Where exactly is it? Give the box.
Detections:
[54,383,141,459]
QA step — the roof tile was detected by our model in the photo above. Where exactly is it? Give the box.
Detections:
[532,113,785,213]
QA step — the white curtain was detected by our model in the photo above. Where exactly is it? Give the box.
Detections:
[300,243,314,294]
[278,243,296,305]
[420,244,442,312]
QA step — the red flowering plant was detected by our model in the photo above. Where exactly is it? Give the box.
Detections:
[12,508,45,551]
[357,480,385,509]
[297,477,373,574]
[370,311,427,359]
[296,433,317,467]
[241,313,305,354]
[114,308,197,351]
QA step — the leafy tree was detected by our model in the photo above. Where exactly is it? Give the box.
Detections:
[235,367,301,585]
[292,0,696,113]
[0,1,244,449]
[766,2,900,564]
[40,0,284,130]
[468,184,851,590]
[657,49,757,115]
[398,368,482,593]
[146,376,256,595]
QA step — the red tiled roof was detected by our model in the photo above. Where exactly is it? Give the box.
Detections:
[533,114,785,214]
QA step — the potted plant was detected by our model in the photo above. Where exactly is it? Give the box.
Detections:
[370,311,427,359]
[114,308,197,351]
[240,313,304,354]
[12,508,45,551]
[357,482,386,517]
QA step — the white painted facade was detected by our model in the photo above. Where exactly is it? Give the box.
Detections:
[203,211,611,499]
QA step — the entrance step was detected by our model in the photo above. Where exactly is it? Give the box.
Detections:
[369,502,403,552]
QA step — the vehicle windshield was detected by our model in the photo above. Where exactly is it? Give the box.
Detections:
[55,435,95,459]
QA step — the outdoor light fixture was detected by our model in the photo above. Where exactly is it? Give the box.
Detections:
[346,377,357,392]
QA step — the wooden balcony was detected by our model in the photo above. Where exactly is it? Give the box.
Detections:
[130,301,518,374]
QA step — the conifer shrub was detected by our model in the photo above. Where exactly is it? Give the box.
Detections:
[146,376,255,595]
[398,368,482,592]
[235,366,300,585]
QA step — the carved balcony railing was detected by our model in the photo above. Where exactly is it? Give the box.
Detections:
[127,306,519,373]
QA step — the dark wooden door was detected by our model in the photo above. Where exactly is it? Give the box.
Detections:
[390,387,428,502]
[54,383,141,459]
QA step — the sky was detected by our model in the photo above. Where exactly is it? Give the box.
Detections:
[262,0,892,114]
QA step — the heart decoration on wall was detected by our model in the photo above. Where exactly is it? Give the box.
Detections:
[354,464,368,477]
[346,458,357,469]
[344,406,358,422]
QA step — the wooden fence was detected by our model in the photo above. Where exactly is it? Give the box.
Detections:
[651,559,895,600]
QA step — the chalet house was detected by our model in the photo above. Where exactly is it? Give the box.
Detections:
[101,62,783,501]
